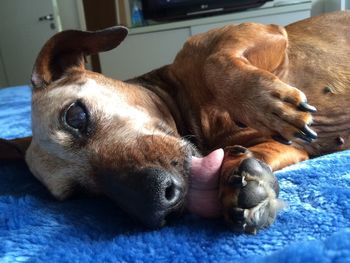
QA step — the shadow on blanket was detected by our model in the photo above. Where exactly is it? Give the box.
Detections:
[0,86,349,262]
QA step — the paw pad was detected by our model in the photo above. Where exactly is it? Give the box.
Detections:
[222,158,285,234]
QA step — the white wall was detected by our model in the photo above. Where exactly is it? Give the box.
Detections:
[311,0,350,15]
[0,0,84,88]
[311,0,325,16]
[324,0,350,11]
[0,50,8,87]
[56,0,83,30]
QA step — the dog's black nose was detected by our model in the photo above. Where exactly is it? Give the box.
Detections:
[136,167,185,211]
[164,174,183,205]
[98,167,186,228]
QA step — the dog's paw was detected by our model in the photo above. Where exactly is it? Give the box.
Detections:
[220,146,285,234]
[266,80,317,144]
[235,79,317,145]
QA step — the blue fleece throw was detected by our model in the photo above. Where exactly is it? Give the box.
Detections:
[0,86,349,262]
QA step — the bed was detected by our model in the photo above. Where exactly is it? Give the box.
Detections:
[0,85,349,262]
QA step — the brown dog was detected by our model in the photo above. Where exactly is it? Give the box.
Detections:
[3,11,350,233]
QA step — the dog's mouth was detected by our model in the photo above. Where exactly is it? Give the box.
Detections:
[96,145,224,229]
[186,149,224,218]
[147,148,225,227]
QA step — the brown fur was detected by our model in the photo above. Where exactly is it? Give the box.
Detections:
[135,12,350,162]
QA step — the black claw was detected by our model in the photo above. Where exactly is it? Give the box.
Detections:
[236,121,247,128]
[272,178,280,197]
[230,223,245,233]
[295,131,313,143]
[230,208,245,220]
[244,225,258,235]
[227,173,246,187]
[226,145,249,156]
[301,125,318,139]
[272,135,292,145]
[336,136,345,145]
[298,102,317,112]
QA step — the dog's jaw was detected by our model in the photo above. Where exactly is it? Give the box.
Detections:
[25,141,98,200]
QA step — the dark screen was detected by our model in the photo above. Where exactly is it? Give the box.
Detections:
[158,0,206,6]
[142,0,269,21]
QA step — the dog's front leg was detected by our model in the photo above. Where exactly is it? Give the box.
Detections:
[204,53,317,144]
[219,141,308,234]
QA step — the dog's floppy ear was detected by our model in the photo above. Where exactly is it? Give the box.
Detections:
[0,137,32,160]
[31,26,128,89]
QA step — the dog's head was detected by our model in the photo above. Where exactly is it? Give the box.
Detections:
[26,27,197,228]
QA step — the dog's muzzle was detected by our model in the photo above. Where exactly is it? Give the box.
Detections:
[98,167,186,228]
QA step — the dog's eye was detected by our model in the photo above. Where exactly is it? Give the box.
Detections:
[64,101,88,132]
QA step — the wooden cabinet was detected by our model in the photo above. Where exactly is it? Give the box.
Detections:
[100,1,312,80]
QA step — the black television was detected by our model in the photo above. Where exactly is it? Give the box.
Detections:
[141,0,272,21]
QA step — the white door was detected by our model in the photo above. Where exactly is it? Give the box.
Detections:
[0,0,61,87]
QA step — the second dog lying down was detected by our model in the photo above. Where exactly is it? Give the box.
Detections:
[9,11,350,233]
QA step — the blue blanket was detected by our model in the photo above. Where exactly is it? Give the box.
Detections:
[0,86,349,262]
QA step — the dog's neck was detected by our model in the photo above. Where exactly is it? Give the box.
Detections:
[128,66,198,142]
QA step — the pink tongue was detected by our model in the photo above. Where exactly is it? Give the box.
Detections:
[187,149,224,218]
